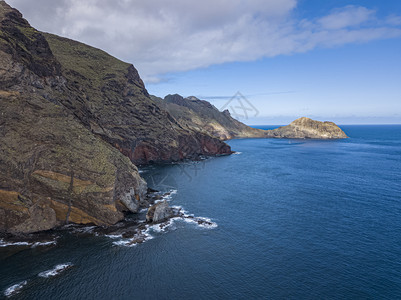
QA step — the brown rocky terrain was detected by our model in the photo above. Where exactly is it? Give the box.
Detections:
[152,94,267,140]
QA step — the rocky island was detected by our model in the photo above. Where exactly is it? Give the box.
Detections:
[0,1,347,235]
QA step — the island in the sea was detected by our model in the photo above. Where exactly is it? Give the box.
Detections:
[0,1,347,235]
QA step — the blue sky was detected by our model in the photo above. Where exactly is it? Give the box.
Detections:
[146,1,401,125]
[148,37,401,125]
[8,0,401,124]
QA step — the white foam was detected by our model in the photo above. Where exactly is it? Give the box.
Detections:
[110,198,218,247]
[148,219,177,233]
[112,229,154,247]
[139,208,148,213]
[105,234,122,239]
[233,151,242,155]
[0,238,57,248]
[112,239,137,247]
[171,205,191,216]
[31,241,57,248]
[0,240,30,248]
[182,217,218,229]
[75,226,96,233]
[163,189,178,200]
[38,263,73,278]
[4,281,28,298]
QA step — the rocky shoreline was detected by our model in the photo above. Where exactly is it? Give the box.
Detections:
[0,189,216,250]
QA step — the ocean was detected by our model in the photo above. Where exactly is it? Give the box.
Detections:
[1,125,401,299]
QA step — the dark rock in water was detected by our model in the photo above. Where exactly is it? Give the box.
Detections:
[147,187,158,194]
[146,201,174,223]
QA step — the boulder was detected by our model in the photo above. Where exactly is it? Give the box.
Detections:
[146,201,173,223]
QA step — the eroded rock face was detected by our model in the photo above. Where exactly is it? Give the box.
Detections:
[146,201,174,223]
[42,34,232,165]
[0,2,147,234]
[265,117,348,139]
[152,94,267,140]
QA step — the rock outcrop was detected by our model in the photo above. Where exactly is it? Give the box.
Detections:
[146,201,174,223]
[265,117,348,139]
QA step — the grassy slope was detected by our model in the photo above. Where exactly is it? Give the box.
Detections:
[43,33,129,89]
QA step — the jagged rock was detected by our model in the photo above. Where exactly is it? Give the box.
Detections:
[146,201,173,223]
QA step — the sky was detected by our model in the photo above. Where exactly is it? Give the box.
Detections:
[7,0,401,124]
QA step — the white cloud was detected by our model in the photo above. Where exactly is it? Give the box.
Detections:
[317,5,375,30]
[7,0,401,82]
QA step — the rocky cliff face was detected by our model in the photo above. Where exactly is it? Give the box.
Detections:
[0,1,149,234]
[265,117,348,139]
[0,2,230,234]
[152,94,266,140]
[41,34,231,165]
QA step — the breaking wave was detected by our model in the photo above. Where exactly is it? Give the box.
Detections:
[38,263,73,278]
[112,205,217,248]
[4,281,28,298]
[0,238,57,249]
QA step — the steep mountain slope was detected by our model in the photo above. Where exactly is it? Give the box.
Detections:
[0,1,147,233]
[41,33,231,165]
[152,94,267,140]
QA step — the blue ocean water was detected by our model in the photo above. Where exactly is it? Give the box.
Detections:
[1,125,401,299]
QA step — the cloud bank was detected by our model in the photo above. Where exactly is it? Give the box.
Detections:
[8,0,401,82]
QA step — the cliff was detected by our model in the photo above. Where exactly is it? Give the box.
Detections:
[151,94,267,140]
[0,1,230,234]
[41,34,231,164]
